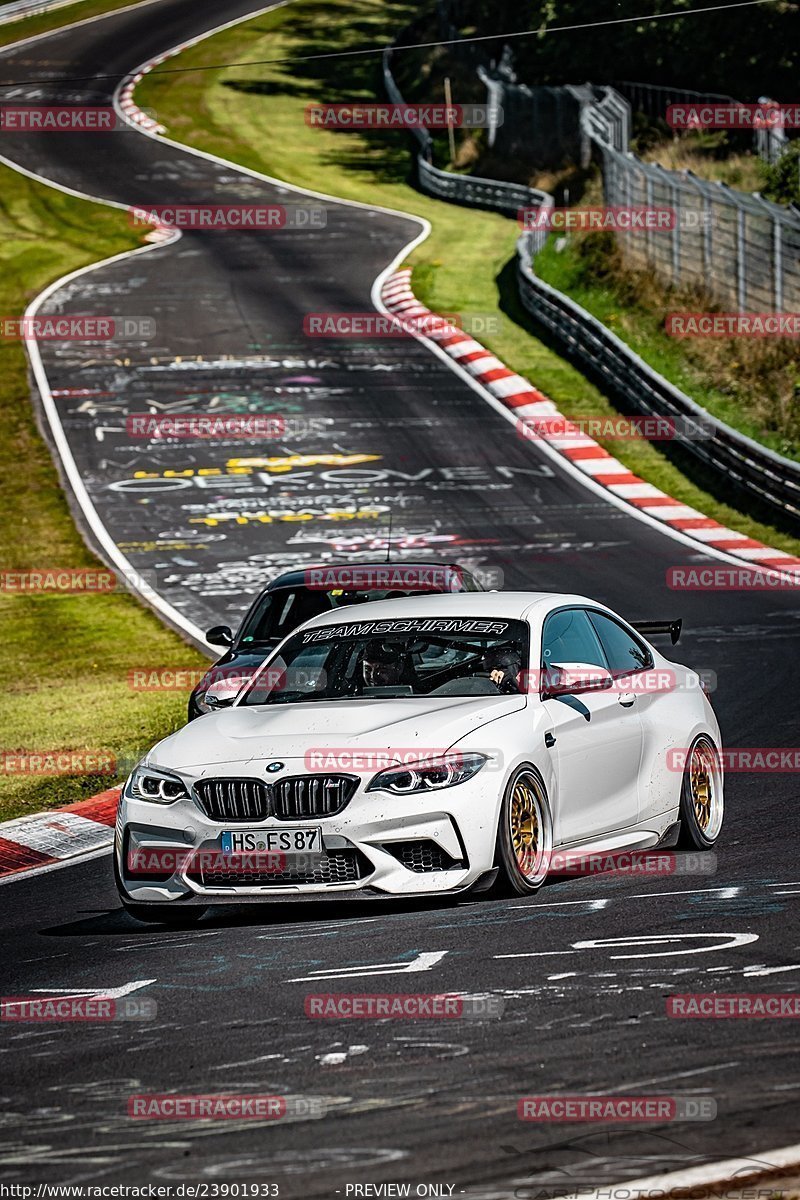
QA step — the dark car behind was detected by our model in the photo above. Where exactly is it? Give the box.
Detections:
[188,561,485,719]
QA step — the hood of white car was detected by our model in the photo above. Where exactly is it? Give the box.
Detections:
[150,695,526,770]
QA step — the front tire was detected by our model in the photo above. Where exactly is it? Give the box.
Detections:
[495,765,553,895]
[678,735,724,848]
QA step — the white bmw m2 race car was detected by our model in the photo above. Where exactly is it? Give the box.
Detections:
[115,593,724,922]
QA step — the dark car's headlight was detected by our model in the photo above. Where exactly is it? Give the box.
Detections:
[366,753,487,795]
[127,765,189,804]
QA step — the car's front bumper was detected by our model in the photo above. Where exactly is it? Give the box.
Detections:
[115,767,501,904]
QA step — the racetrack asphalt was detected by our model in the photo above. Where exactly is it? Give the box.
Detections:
[0,0,798,1192]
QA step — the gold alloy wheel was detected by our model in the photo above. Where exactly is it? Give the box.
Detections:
[509,772,543,878]
[690,739,717,834]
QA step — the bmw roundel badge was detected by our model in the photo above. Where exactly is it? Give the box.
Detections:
[266,762,284,773]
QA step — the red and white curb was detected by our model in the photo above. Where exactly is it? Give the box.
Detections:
[0,789,119,879]
[382,269,800,577]
[118,55,170,134]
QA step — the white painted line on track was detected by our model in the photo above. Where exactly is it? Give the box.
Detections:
[24,236,212,648]
[561,1141,800,1200]
[286,949,448,983]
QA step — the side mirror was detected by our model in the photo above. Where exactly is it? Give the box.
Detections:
[206,625,233,648]
[204,677,241,710]
[542,662,613,698]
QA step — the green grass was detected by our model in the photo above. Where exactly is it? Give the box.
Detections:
[0,0,149,48]
[0,173,206,822]
[137,0,800,555]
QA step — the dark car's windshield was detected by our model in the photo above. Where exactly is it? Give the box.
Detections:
[238,584,465,647]
[240,617,529,704]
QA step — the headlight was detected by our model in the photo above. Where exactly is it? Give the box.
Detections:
[127,765,189,804]
[366,753,487,795]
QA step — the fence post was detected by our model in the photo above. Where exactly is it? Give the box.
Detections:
[736,201,747,310]
[773,215,784,311]
[670,175,681,284]
[752,193,785,311]
[684,170,714,289]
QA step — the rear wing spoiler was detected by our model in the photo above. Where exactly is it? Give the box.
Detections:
[632,619,682,645]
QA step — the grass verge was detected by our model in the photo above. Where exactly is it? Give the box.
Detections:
[0,0,151,49]
[533,183,798,462]
[137,0,800,554]
[0,171,205,822]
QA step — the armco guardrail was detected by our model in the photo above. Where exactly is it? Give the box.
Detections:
[516,230,800,529]
[382,43,552,233]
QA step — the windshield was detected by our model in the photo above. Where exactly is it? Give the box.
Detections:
[238,585,464,647]
[240,617,529,705]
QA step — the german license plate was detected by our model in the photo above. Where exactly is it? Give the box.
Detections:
[221,827,322,855]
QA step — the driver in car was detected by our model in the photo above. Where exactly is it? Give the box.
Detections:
[360,640,418,691]
[362,642,399,688]
[483,646,524,694]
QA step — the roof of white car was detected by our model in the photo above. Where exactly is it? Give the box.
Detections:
[300,590,601,630]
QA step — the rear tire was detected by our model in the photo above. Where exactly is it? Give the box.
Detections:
[677,734,723,849]
[495,765,553,896]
